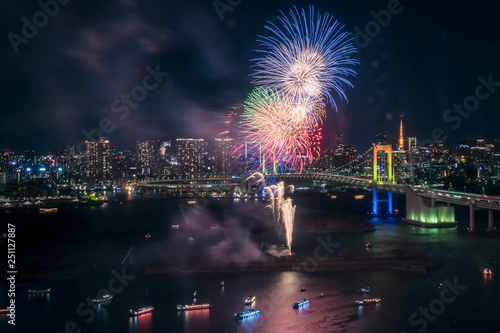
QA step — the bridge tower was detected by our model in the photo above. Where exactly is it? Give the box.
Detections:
[373,144,394,184]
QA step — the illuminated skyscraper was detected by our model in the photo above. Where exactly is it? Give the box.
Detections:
[137,140,155,176]
[334,134,344,166]
[159,141,171,159]
[157,141,172,177]
[214,138,233,177]
[408,137,417,152]
[176,139,208,178]
[0,149,13,172]
[85,138,110,185]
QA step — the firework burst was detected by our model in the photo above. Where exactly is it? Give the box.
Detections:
[251,6,358,109]
[240,88,323,172]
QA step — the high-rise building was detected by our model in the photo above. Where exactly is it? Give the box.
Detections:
[334,134,344,151]
[319,150,335,171]
[334,134,345,166]
[0,149,14,172]
[176,139,208,178]
[214,138,233,177]
[157,141,172,177]
[159,141,171,159]
[408,137,417,152]
[137,140,155,176]
[85,138,110,185]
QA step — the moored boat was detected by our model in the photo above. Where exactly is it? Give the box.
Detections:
[39,207,58,213]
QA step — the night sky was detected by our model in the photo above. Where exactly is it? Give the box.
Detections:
[1,0,499,154]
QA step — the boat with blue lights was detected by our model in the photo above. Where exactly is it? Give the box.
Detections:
[235,309,260,320]
[177,303,212,311]
[292,299,309,309]
[355,298,380,305]
[130,306,154,316]
[245,295,256,305]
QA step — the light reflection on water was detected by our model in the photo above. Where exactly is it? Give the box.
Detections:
[182,308,210,333]
[129,312,153,333]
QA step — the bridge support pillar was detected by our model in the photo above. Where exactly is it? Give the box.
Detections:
[468,204,475,232]
[388,191,393,214]
[371,189,393,216]
[487,210,494,232]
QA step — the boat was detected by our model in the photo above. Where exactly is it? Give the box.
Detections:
[438,283,444,290]
[355,298,380,305]
[171,224,179,229]
[235,309,260,320]
[193,291,198,298]
[319,293,325,299]
[245,295,256,305]
[39,207,58,213]
[484,268,492,276]
[357,287,370,293]
[130,306,154,316]
[145,233,151,240]
[177,303,212,311]
[28,288,52,294]
[92,294,113,304]
[187,200,196,205]
[365,242,373,248]
[300,287,306,292]
[220,281,225,287]
[292,299,309,309]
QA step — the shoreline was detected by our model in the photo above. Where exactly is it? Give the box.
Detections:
[143,257,441,275]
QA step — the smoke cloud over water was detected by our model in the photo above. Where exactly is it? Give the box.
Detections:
[164,201,274,266]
